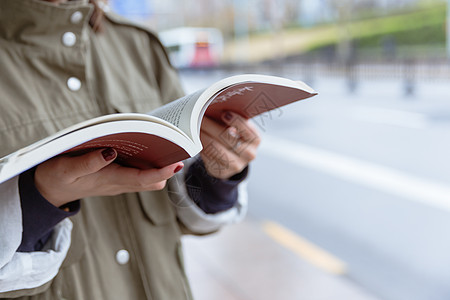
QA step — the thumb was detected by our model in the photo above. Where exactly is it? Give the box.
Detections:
[68,148,117,179]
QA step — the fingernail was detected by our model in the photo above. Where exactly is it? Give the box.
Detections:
[102,148,116,161]
[223,111,233,122]
[174,164,184,174]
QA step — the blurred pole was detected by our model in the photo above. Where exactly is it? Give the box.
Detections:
[333,0,352,64]
[269,0,286,75]
[233,0,249,65]
[447,0,450,59]
[332,0,357,92]
[403,58,416,97]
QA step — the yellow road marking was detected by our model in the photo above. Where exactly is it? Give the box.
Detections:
[262,221,347,275]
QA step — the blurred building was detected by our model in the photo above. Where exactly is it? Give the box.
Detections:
[109,0,447,64]
[109,0,430,32]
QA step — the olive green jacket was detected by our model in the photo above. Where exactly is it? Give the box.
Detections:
[0,1,245,299]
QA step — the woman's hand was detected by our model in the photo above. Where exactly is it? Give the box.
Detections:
[34,148,183,208]
[200,111,261,179]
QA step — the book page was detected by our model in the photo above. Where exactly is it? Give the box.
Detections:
[0,119,200,184]
[3,113,185,161]
[150,74,317,147]
[65,132,191,169]
[204,81,316,121]
[150,89,206,139]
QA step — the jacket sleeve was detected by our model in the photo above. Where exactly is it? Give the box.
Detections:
[0,176,72,296]
[168,157,248,234]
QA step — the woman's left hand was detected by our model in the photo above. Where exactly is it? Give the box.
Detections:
[200,111,261,179]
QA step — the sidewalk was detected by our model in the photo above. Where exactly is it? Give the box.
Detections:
[182,218,381,300]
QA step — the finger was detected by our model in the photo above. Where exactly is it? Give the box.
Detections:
[234,141,258,163]
[201,122,257,163]
[100,161,184,192]
[137,161,184,188]
[200,131,234,163]
[200,148,245,179]
[201,117,242,150]
[62,148,117,180]
[200,132,247,178]
[221,111,260,144]
[200,116,226,137]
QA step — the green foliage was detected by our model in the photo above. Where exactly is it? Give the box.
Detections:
[304,3,447,58]
[357,24,445,47]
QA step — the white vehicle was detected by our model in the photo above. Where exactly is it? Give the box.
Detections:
[159,27,224,69]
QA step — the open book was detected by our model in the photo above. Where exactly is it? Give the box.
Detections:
[0,74,317,184]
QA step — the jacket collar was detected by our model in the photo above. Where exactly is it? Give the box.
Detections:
[0,0,93,47]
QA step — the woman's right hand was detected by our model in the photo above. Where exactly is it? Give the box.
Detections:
[34,148,183,208]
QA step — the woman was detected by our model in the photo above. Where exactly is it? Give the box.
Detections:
[0,0,260,299]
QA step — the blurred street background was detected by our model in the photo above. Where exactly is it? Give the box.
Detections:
[110,0,450,299]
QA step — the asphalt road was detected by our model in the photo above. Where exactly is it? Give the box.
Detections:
[179,69,450,300]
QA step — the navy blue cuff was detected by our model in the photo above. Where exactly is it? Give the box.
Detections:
[17,168,80,252]
[185,158,248,214]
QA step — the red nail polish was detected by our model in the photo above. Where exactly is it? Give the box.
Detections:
[174,165,183,174]
[102,148,116,161]
[223,111,233,122]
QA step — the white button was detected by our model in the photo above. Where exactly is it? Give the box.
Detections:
[70,11,83,24]
[98,1,110,12]
[62,32,76,47]
[67,77,81,91]
[116,249,130,265]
